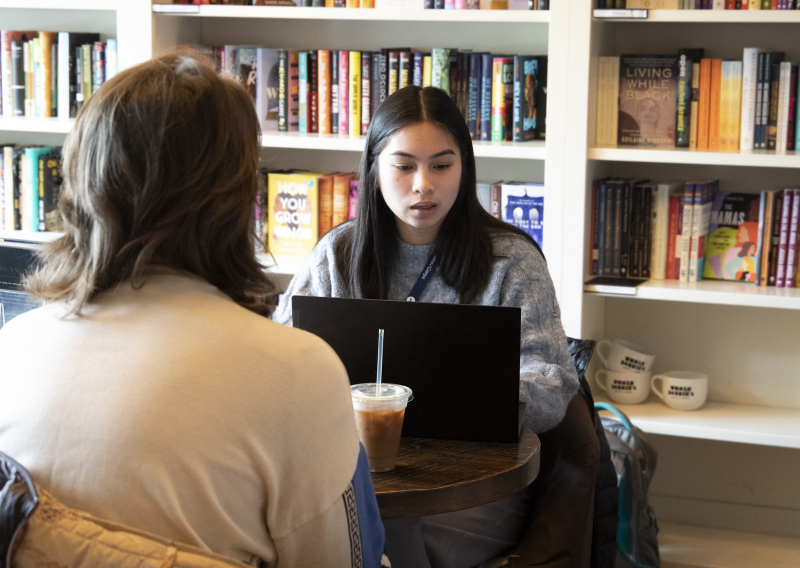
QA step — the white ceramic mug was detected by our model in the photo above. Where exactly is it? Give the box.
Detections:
[650,371,708,411]
[596,340,655,373]
[596,369,651,405]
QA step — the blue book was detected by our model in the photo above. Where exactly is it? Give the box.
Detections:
[467,53,483,141]
[24,147,52,232]
[412,52,423,87]
[298,52,308,134]
[500,182,544,248]
[598,181,607,276]
[480,53,493,142]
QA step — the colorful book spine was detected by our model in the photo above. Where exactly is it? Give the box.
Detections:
[331,51,339,135]
[675,49,696,148]
[388,51,400,96]
[729,61,743,152]
[766,63,781,151]
[431,48,450,95]
[666,194,681,280]
[349,181,359,220]
[759,191,775,286]
[361,53,371,136]
[277,50,288,132]
[371,53,381,120]
[298,52,308,134]
[491,57,509,142]
[776,188,793,287]
[603,181,615,277]
[787,65,798,152]
[740,48,760,152]
[288,51,299,132]
[318,50,332,135]
[412,52,423,87]
[679,184,695,282]
[309,51,319,134]
[689,181,714,283]
[718,61,731,152]
[399,51,411,90]
[338,51,348,136]
[708,59,722,152]
[619,181,631,278]
[333,173,352,227]
[480,53,493,141]
[467,53,482,140]
[422,55,432,88]
[697,59,711,150]
[768,192,783,285]
[349,51,361,138]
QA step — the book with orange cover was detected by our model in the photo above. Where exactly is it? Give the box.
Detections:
[39,32,57,117]
[697,59,712,151]
[708,59,722,152]
[318,50,331,134]
[318,173,335,238]
[333,173,354,228]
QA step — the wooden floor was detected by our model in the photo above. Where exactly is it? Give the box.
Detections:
[660,523,800,568]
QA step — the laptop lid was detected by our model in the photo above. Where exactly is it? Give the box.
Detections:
[292,296,521,443]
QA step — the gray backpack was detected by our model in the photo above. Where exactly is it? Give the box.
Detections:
[595,403,660,568]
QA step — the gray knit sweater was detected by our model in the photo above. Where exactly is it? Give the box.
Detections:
[272,223,579,434]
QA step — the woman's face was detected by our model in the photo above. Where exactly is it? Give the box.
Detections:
[377,121,462,245]
[638,100,660,125]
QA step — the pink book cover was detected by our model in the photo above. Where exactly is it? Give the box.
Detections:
[785,190,800,287]
[338,51,349,136]
[349,180,359,220]
[455,0,465,7]
[775,188,793,287]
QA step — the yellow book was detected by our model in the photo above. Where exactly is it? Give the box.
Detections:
[689,62,700,150]
[423,56,432,88]
[346,0,360,6]
[325,0,334,5]
[267,172,320,263]
[349,51,361,137]
[718,63,730,153]
[729,62,742,152]
[749,0,760,8]
[361,0,374,6]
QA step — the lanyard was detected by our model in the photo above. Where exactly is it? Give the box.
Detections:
[407,254,438,302]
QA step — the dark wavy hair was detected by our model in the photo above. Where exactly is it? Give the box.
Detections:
[25,52,276,316]
[334,85,539,304]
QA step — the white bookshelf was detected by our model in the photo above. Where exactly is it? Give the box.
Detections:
[566,0,800,548]
[585,279,800,311]
[153,4,551,23]
[597,396,800,450]
[0,0,118,9]
[0,118,73,134]
[261,132,546,159]
[588,147,800,168]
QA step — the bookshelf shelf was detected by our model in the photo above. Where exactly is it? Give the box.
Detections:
[0,118,74,134]
[596,395,800,450]
[588,146,800,168]
[0,0,118,10]
[261,132,547,159]
[636,10,800,24]
[0,230,62,243]
[151,5,551,23]
[584,278,800,311]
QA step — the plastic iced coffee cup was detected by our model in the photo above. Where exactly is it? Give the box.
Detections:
[351,383,413,473]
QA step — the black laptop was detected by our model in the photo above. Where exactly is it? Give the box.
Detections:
[0,241,43,329]
[292,296,522,443]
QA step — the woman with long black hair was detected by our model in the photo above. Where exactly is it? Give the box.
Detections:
[273,86,583,567]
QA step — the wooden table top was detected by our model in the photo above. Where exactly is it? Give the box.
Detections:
[371,426,541,519]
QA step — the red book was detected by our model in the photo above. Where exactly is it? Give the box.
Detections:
[726,0,735,8]
[666,194,681,280]
[787,65,798,151]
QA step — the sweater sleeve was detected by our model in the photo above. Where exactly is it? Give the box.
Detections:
[499,239,579,434]
[271,232,341,327]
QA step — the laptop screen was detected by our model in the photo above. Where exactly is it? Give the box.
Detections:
[0,242,43,329]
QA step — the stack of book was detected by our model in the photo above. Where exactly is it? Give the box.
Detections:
[596,49,800,153]
[598,0,800,8]
[0,146,63,232]
[171,0,550,8]
[213,46,547,142]
[0,32,117,119]
[589,178,800,288]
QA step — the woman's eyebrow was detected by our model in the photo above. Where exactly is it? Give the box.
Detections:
[389,149,456,159]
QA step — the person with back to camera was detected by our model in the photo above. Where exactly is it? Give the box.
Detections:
[0,53,386,568]
[272,86,600,568]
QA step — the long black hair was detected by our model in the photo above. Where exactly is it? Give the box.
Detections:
[334,86,539,304]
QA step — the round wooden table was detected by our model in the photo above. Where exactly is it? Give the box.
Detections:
[371,426,541,519]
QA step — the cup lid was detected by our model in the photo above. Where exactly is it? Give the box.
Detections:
[351,383,413,403]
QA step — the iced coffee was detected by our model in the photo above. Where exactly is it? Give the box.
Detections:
[351,383,413,472]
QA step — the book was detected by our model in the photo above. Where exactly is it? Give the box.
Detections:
[309,51,318,134]
[688,180,715,283]
[225,46,257,103]
[256,48,280,132]
[703,192,761,282]
[759,190,776,286]
[651,182,680,280]
[787,65,798,152]
[318,173,335,239]
[480,53,493,142]
[39,32,57,118]
[596,56,620,147]
[298,52,308,133]
[318,50,332,134]
[755,192,767,285]
[2,31,38,117]
[512,56,537,143]
[768,191,784,286]
[612,181,623,277]
[727,61,743,152]
[618,54,679,148]
[338,51,348,136]
[331,51,339,134]
[267,172,320,263]
[388,51,399,96]
[603,180,616,276]
[666,193,683,280]
[708,59,722,152]
[775,189,796,287]
[399,51,411,90]
[361,53,371,136]
[676,49,703,148]
[766,62,781,151]
[431,48,451,95]
[697,58,712,151]
[500,182,545,248]
[619,180,632,278]
[423,55,432,88]
[775,62,790,155]
[476,182,492,215]
[333,173,354,227]
[759,52,785,150]
[641,183,653,279]
[534,56,547,141]
[277,50,288,132]
[679,183,695,281]
[491,57,512,142]
[349,180,359,221]
[412,52,424,87]
[22,147,52,232]
[288,51,300,132]
[371,53,381,121]
[590,180,603,276]
[349,51,361,137]
[37,149,63,232]
[467,53,483,140]
[598,180,608,276]
[739,48,763,152]
[784,190,799,288]
[490,180,502,220]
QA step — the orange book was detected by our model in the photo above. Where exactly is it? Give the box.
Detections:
[318,50,331,135]
[325,0,335,5]
[708,59,722,152]
[39,32,57,117]
[318,173,335,238]
[333,173,354,228]
[697,59,712,151]
[361,0,374,6]
[346,0,360,6]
